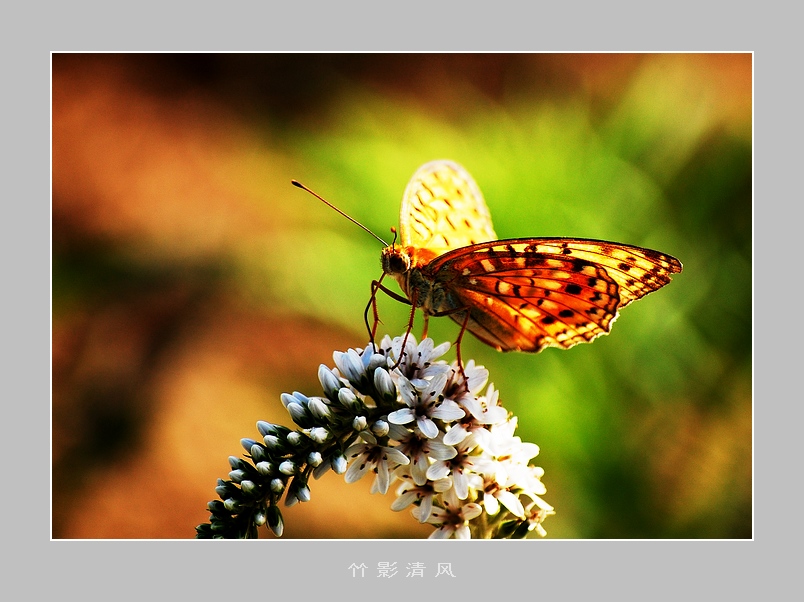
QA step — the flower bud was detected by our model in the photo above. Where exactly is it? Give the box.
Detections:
[257,422,290,438]
[373,367,396,401]
[318,364,342,398]
[287,431,304,447]
[267,506,284,537]
[223,498,241,512]
[334,348,365,384]
[338,387,359,410]
[278,460,296,475]
[306,427,329,443]
[240,438,258,453]
[371,419,389,437]
[286,401,310,426]
[249,444,266,462]
[308,396,331,421]
[295,483,311,503]
[255,461,273,476]
[331,453,347,474]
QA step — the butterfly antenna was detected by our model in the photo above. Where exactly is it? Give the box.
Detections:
[292,180,389,247]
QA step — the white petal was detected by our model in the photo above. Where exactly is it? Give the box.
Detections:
[482,406,508,425]
[464,365,489,394]
[443,424,469,445]
[484,492,500,516]
[344,459,369,483]
[432,399,465,422]
[397,376,417,405]
[418,416,439,439]
[391,491,418,511]
[417,494,434,523]
[452,469,470,500]
[424,372,449,396]
[411,455,430,486]
[384,447,411,466]
[429,527,453,539]
[344,442,367,458]
[433,478,452,493]
[429,341,451,359]
[426,441,458,460]
[511,442,540,462]
[461,502,483,520]
[497,490,526,518]
[426,461,450,481]
[387,408,415,425]
[373,462,390,494]
[410,377,430,390]
[416,337,434,358]
[339,349,365,383]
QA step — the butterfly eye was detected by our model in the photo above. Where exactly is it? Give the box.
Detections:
[381,247,411,275]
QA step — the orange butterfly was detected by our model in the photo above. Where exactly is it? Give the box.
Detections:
[295,159,682,355]
[377,160,682,353]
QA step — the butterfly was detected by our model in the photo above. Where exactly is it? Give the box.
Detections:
[374,159,682,354]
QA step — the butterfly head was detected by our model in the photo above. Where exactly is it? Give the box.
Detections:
[381,244,411,276]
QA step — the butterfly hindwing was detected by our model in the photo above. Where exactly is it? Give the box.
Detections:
[400,160,497,259]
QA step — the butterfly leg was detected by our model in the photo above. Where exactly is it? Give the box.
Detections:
[429,306,472,392]
[367,278,415,367]
[364,274,387,352]
[389,288,418,370]
[453,310,471,392]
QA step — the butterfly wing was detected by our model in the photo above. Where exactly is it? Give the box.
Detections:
[425,238,683,352]
[399,160,497,260]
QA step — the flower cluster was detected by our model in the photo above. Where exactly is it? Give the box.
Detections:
[195,335,553,539]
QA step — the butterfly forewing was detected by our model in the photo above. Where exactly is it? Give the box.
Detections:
[426,238,682,353]
[513,239,684,308]
[400,160,497,260]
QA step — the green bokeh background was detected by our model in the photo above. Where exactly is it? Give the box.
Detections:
[52,53,751,539]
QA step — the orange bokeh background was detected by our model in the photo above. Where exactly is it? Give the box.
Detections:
[52,53,752,539]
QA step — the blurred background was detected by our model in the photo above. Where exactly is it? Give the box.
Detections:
[52,53,751,539]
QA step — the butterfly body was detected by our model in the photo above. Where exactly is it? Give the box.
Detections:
[380,160,682,353]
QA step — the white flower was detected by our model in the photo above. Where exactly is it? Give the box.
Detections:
[444,382,508,446]
[425,438,486,501]
[387,372,465,438]
[447,359,490,397]
[344,441,410,494]
[391,474,451,523]
[482,483,526,518]
[384,335,452,379]
[392,430,457,486]
[520,494,556,537]
[414,502,483,539]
